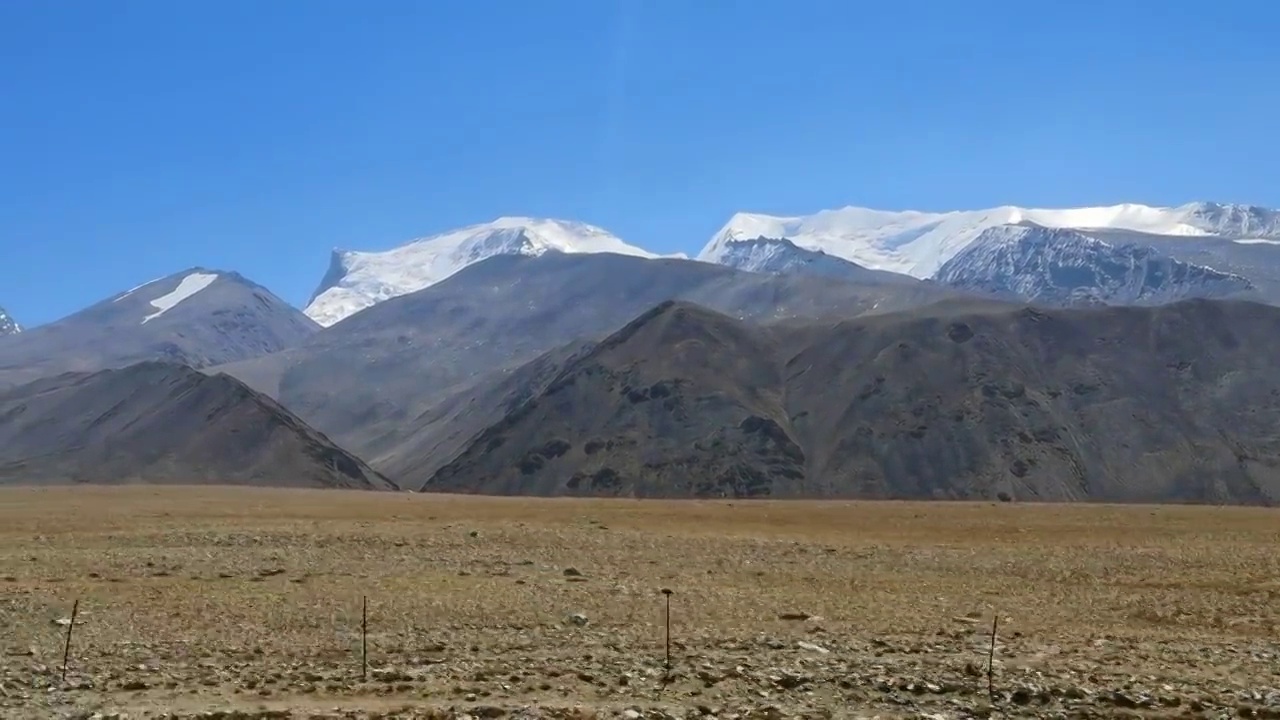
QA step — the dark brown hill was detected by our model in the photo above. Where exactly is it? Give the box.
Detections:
[425,299,1280,505]
[0,361,395,489]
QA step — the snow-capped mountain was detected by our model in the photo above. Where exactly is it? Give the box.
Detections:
[0,268,318,389]
[305,217,673,327]
[934,223,1256,306]
[0,305,18,336]
[701,202,1280,278]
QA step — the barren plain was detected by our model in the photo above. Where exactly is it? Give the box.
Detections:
[1,487,1278,720]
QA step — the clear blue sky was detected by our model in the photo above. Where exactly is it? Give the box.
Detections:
[3,0,1278,326]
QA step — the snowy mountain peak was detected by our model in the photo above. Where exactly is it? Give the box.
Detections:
[0,267,317,388]
[305,217,668,327]
[934,223,1255,306]
[701,201,1280,279]
[0,305,19,336]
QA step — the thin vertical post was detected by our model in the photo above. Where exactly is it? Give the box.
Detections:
[987,614,998,701]
[361,595,368,682]
[661,588,672,670]
[61,599,79,683]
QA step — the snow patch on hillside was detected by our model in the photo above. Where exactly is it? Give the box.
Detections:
[141,272,219,324]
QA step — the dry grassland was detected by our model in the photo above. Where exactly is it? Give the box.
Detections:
[1,487,1279,720]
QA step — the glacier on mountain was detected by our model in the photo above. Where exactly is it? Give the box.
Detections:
[305,217,669,327]
[700,202,1280,278]
[933,223,1256,306]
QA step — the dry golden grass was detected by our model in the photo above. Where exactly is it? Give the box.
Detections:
[2,486,1279,717]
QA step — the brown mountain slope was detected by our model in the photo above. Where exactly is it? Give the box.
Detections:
[215,252,985,486]
[424,299,1280,505]
[428,301,811,497]
[0,361,395,489]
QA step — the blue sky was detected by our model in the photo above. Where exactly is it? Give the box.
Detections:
[2,0,1278,326]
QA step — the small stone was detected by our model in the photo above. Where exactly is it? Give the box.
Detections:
[567,612,589,627]
[1111,691,1140,709]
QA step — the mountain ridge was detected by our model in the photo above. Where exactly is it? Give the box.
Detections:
[710,236,924,285]
[304,216,679,327]
[0,268,318,390]
[934,223,1257,306]
[218,251,978,488]
[0,360,395,489]
[423,296,1280,505]
[700,201,1280,278]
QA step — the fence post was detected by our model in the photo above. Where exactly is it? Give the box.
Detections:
[987,614,998,701]
[61,599,79,683]
[361,595,368,682]
[661,588,673,670]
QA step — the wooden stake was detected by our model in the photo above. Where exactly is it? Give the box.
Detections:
[61,599,79,683]
[987,614,998,701]
[661,589,673,670]
[361,595,368,682]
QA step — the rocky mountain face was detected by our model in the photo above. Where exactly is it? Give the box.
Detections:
[425,298,1280,505]
[1078,227,1280,306]
[427,301,798,497]
[0,362,394,489]
[933,223,1257,306]
[711,236,926,286]
[1185,202,1280,237]
[216,251,978,487]
[0,268,318,389]
[0,305,18,336]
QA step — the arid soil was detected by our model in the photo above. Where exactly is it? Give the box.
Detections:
[1,487,1278,720]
